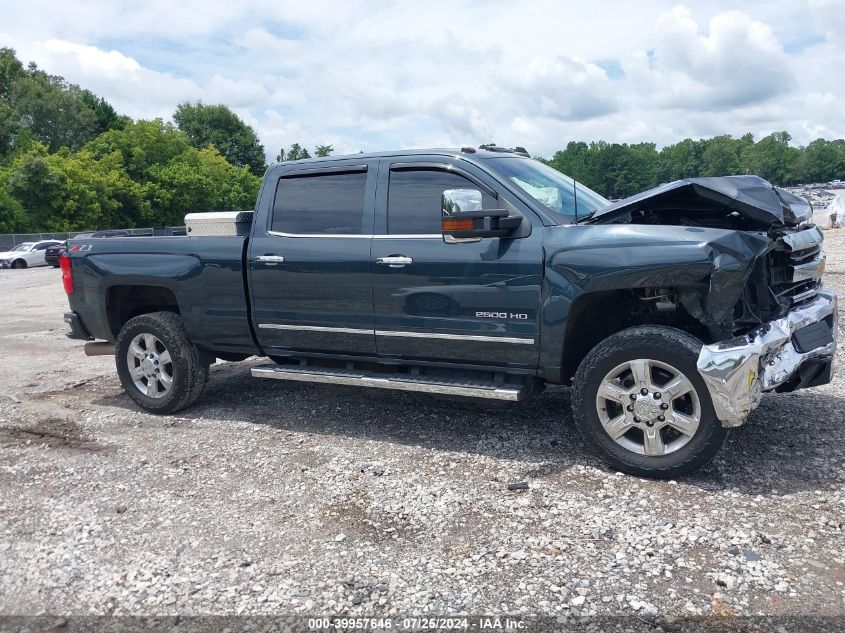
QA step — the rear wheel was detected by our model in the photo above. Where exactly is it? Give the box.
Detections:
[115,311,208,414]
[571,325,728,478]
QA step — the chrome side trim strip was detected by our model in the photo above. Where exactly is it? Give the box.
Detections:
[258,323,374,335]
[375,329,534,345]
[265,230,441,239]
[267,230,372,239]
[372,234,441,239]
[257,323,535,345]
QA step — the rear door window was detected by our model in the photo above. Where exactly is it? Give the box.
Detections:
[271,170,367,235]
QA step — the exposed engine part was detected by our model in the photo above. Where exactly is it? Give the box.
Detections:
[637,288,678,312]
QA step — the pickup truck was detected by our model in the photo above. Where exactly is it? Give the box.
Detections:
[61,147,837,477]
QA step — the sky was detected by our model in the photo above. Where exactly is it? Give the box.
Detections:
[1,0,844,161]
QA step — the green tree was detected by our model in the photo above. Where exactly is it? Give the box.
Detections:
[0,47,25,99]
[314,144,333,157]
[7,143,143,231]
[792,138,845,184]
[146,145,259,224]
[657,138,705,183]
[6,144,61,227]
[700,135,741,177]
[0,165,27,231]
[276,142,311,162]
[81,89,128,135]
[84,119,190,180]
[10,66,99,152]
[740,132,798,185]
[0,100,18,158]
[173,102,266,176]
[0,48,25,157]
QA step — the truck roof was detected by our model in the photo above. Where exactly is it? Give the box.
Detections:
[270,146,532,167]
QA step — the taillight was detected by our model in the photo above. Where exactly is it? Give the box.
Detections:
[60,254,73,294]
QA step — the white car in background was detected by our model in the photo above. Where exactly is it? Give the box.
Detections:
[0,240,63,269]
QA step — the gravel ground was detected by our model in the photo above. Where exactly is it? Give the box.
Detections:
[1,229,844,626]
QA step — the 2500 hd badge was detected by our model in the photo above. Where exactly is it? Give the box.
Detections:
[476,312,529,319]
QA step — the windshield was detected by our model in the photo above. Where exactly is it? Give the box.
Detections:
[485,157,608,220]
[11,243,34,252]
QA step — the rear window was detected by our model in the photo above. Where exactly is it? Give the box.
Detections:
[271,170,367,235]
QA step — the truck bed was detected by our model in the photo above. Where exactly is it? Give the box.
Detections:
[67,236,258,356]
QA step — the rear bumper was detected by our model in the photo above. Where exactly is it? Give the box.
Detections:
[64,311,94,341]
[697,291,837,427]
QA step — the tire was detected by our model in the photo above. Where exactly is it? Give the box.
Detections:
[115,311,209,414]
[11,259,27,269]
[571,325,728,478]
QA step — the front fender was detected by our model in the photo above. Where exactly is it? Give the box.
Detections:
[539,224,772,378]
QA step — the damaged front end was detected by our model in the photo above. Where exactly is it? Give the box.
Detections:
[698,291,836,427]
[589,175,836,427]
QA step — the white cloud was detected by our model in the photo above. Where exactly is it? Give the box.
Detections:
[808,0,845,47]
[13,39,201,119]
[1,1,843,159]
[626,6,794,110]
[517,56,618,121]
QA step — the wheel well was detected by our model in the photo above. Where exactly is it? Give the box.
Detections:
[106,285,180,338]
[560,288,705,381]
[561,291,632,382]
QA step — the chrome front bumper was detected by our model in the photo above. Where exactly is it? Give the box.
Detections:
[697,291,838,427]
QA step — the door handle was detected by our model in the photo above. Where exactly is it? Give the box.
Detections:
[254,254,285,263]
[376,255,413,267]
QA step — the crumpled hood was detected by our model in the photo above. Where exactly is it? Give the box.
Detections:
[590,175,811,228]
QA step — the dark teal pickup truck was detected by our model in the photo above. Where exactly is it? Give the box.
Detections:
[62,147,837,477]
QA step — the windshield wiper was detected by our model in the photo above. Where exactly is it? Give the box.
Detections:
[573,210,596,224]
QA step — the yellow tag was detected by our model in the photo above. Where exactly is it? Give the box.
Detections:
[748,369,756,389]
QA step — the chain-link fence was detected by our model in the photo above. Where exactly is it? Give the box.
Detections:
[0,227,186,250]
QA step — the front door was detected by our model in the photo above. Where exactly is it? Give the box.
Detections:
[248,160,378,356]
[370,158,543,368]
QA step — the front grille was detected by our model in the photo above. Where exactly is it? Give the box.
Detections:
[771,276,822,307]
[767,226,824,310]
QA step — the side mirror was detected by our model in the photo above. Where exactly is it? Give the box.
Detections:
[441,188,521,242]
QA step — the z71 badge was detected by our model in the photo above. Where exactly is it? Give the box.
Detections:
[476,311,528,320]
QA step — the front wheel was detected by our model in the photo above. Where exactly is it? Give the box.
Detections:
[571,325,728,478]
[115,311,208,414]
[11,259,27,269]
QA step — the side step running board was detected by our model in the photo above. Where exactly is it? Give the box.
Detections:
[251,364,527,401]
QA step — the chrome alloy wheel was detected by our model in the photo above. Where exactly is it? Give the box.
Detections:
[595,358,701,456]
[126,333,173,399]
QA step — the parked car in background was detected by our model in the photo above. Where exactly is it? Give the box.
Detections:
[0,240,63,269]
[45,242,69,267]
[46,231,132,267]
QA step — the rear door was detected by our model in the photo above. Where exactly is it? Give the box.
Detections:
[248,159,378,355]
[370,157,543,368]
